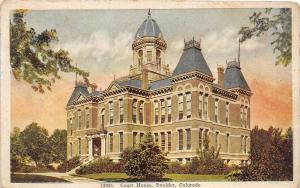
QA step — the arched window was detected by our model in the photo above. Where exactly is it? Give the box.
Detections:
[138,50,143,70]
[203,94,208,120]
[78,110,82,129]
[186,92,192,119]
[161,99,165,123]
[139,101,144,124]
[100,108,105,129]
[199,92,203,119]
[119,99,124,123]
[132,99,137,123]
[85,108,90,128]
[154,101,159,124]
[109,102,114,125]
[156,50,161,70]
[178,94,183,120]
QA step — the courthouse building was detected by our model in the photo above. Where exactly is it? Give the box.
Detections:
[66,11,252,165]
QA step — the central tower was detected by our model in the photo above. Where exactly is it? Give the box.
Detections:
[129,9,170,82]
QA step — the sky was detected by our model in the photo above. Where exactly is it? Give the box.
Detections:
[11,9,292,133]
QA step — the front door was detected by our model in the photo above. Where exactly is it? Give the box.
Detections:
[92,137,101,157]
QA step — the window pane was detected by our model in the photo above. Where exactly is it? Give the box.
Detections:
[186,129,191,150]
[178,130,183,150]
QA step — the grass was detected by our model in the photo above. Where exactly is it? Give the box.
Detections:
[76,173,227,182]
[11,174,70,183]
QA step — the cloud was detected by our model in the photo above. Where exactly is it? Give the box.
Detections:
[202,26,265,54]
[55,30,134,78]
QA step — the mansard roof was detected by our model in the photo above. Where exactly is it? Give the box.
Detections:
[117,79,142,89]
[66,83,90,106]
[224,61,250,91]
[173,40,213,77]
[149,78,172,90]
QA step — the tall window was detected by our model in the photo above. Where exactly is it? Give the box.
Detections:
[167,98,172,122]
[78,138,81,155]
[109,133,113,152]
[86,108,90,128]
[199,128,203,151]
[161,132,165,151]
[147,51,152,62]
[138,50,143,69]
[100,109,105,129]
[119,132,123,152]
[214,99,219,122]
[178,130,183,150]
[244,106,248,128]
[139,101,144,124]
[154,133,159,143]
[161,99,166,123]
[70,143,73,157]
[132,99,137,123]
[69,117,73,136]
[204,129,209,149]
[167,132,171,151]
[186,92,192,119]
[244,136,247,153]
[78,110,82,129]
[215,132,219,149]
[119,99,124,123]
[241,135,244,153]
[178,94,183,120]
[199,93,203,119]
[226,133,230,153]
[109,102,114,125]
[225,102,229,125]
[140,132,144,143]
[154,101,159,124]
[86,138,89,154]
[203,95,208,120]
[133,132,137,147]
[186,129,191,150]
[240,105,244,127]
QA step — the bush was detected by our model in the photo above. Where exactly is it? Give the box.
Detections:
[57,156,81,172]
[75,157,123,175]
[167,162,189,174]
[121,132,169,180]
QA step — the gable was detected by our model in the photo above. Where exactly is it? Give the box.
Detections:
[106,81,121,92]
[77,94,86,102]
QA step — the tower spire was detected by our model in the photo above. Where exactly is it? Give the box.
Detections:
[238,38,241,67]
[148,8,151,18]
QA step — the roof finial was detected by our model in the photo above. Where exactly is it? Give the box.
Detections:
[238,38,241,67]
[148,8,151,18]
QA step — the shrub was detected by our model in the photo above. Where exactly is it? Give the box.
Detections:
[57,156,81,172]
[75,157,123,175]
[167,162,189,174]
[121,132,169,180]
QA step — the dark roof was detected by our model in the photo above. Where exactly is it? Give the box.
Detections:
[117,79,141,89]
[90,91,103,97]
[172,47,213,77]
[66,84,90,106]
[135,16,162,39]
[149,78,171,90]
[224,66,250,91]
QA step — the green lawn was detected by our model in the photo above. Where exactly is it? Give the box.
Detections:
[77,173,227,182]
[11,174,70,183]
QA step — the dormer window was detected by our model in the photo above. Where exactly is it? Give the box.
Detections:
[147,51,152,62]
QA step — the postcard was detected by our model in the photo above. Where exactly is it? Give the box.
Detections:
[0,0,299,188]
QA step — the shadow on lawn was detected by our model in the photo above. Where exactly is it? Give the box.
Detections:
[92,177,172,182]
[11,174,70,183]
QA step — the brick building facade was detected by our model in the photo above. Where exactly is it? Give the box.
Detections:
[66,11,252,165]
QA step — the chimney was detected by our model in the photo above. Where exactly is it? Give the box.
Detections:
[217,65,224,88]
[141,68,149,90]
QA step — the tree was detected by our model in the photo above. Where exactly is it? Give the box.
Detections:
[189,139,227,175]
[120,132,169,180]
[10,10,89,93]
[10,127,27,172]
[49,129,67,163]
[19,122,52,166]
[227,126,293,181]
[239,8,291,66]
